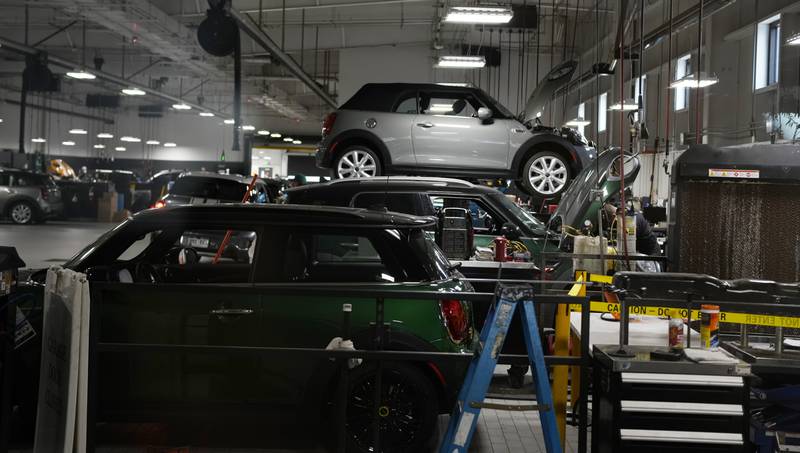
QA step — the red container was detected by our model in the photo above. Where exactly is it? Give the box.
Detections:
[494,236,508,262]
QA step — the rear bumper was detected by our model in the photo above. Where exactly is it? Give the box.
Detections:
[315,138,334,169]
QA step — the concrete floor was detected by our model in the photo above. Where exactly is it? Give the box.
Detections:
[5,220,583,453]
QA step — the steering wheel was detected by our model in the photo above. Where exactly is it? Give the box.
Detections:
[134,262,160,283]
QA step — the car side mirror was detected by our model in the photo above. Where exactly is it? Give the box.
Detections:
[179,248,199,265]
[477,107,492,121]
[501,222,522,241]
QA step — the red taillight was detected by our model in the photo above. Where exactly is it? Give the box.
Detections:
[152,200,166,209]
[40,187,49,201]
[440,299,469,343]
[322,112,337,136]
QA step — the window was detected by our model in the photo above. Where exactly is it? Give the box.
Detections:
[352,192,436,216]
[170,176,247,201]
[633,75,646,121]
[419,92,481,117]
[755,15,780,90]
[393,94,418,114]
[429,196,503,235]
[0,174,9,186]
[598,92,607,132]
[577,102,587,136]
[675,54,691,110]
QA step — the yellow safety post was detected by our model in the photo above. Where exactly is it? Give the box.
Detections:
[567,272,588,413]
[554,272,586,448]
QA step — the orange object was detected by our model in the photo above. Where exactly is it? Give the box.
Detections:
[212,174,258,264]
[493,236,508,262]
[701,304,720,350]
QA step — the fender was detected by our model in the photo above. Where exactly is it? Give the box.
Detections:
[327,129,392,167]
[510,133,582,175]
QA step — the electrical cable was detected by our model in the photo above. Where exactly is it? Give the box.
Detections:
[695,0,703,144]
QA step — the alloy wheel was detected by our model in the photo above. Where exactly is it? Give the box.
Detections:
[528,155,568,195]
[11,203,33,224]
[337,150,377,178]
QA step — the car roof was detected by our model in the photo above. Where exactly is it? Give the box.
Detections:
[286,176,501,198]
[132,203,435,229]
[357,82,479,92]
[178,171,262,184]
[0,167,43,175]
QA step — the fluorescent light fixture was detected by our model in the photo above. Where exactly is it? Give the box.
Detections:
[669,73,719,89]
[0,119,3,123]
[93,144,105,149]
[257,130,270,135]
[69,128,87,135]
[429,103,454,113]
[163,142,177,147]
[115,146,126,151]
[199,112,215,117]
[242,125,256,131]
[31,137,46,143]
[608,100,639,111]
[270,132,282,138]
[146,140,160,145]
[293,140,302,144]
[444,6,513,24]
[97,132,113,139]
[436,55,486,68]
[120,136,141,142]
[62,141,75,146]
[223,119,235,124]
[283,137,293,142]
[787,32,800,45]
[564,117,591,127]
[172,103,191,110]
[65,70,96,80]
[121,87,146,95]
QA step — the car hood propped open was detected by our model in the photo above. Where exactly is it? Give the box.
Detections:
[521,60,578,125]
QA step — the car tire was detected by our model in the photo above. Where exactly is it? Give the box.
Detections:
[7,200,38,225]
[333,146,382,179]
[520,151,572,203]
[345,361,439,453]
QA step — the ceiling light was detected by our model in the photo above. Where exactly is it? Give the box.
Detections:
[120,136,141,142]
[93,144,105,149]
[436,55,486,68]
[65,70,96,80]
[242,125,255,131]
[172,103,191,110]
[62,141,75,146]
[163,142,177,147]
[669,73,719,89]
[223,119,235,124]
[115,146,126,151]
[283,137,293,142]
[199,112,215,117]
[121,87,146,96]
[444,6,513,24]
[69,128,87,135]
[786,33,800,45]
[608,100,639,111]
[0,119,3,123]
[97,132,113,139]
[270,132,282,138]
[146,140,160,145]
[564,117,591,127]
[257,130,270,135]
[293,140,302,144]
[31,137,46,143]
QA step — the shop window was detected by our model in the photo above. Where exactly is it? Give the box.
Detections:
[577,102,587,136]
[675,55,691,111]
[598,92,607,132]
[633,75,646,121]
[755,15,780,90]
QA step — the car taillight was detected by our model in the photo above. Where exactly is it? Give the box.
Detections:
[40,187,49,201]
[321,112,337,137]
[152,200,166,209]
[440,299,469,343]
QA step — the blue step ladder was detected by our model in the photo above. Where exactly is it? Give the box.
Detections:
[439,285,562,453]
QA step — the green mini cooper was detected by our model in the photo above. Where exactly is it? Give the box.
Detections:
[15,204,475,452]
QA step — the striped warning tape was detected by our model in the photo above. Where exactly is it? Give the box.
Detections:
[569,301,800,329]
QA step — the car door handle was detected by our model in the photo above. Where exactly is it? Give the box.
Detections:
[210,308,254,316]
[416,122,434,128]
[512,128,526,133]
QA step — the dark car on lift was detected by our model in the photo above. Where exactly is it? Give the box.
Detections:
[315,60,596,203]
[13,204,475,452]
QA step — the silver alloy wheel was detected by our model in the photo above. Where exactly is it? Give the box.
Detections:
[337,149,377,178]
[11,203,33,224]
[528,155,568,195]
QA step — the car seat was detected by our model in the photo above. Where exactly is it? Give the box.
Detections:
[419,95,431,114]
[450,98,467,115]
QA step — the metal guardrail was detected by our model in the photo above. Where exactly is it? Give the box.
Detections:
[85,281,591,453]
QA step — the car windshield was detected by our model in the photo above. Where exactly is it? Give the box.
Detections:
[490,193,546,231]
[171,176,246,201]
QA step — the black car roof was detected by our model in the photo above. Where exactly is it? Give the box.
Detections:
[341,83,484,112]
[286,176,503,202]
[131,203,435,229]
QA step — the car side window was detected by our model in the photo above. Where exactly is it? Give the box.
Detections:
[0,174,9,185]
[393,94,418,114]
[352,192,436,216]
[419,92,481,117]
[430,196,501,234]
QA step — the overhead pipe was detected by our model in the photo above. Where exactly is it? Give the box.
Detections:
[229,7,338,109]
[0,36,228,117]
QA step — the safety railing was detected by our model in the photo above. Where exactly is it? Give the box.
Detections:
[85,282,591,453]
